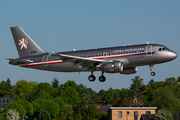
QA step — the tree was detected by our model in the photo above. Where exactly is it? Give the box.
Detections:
[37,90,53,100]
[5,78,14,99]
[119,88,130,100]
[82,104,99,120]
[77,84,89,106]
[41,100,60,119]
[52,78,59,88]
[18,99,34,116]
[59,86,81,106]
[37,82,59,98]
[155,109,172,120]
[0,81,9,97]
[54,97,65,113]
[32,98,60,119]
[102,88,120,104]
[12,79,38,99]
[129,76,143,97]
[6,109,20,120]
[4,101,26,119]
[0,106,5,119]
[63,104,73,115]
[147,79,155,86]
[152,87,180,113]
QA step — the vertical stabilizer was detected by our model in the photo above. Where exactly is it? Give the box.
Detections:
[10,27,45,58]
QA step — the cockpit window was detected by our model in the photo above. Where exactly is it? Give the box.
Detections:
[159,47,169,51]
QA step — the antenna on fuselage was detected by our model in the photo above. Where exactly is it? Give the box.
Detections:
[147,42,149,44]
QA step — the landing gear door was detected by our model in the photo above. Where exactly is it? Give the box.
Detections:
[146,45,152,56]
[42,55,48,66]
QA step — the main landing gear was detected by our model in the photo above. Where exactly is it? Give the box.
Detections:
[150,65,155,76]
[88,71,106,82]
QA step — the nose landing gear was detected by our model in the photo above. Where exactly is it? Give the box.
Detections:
[150,65,155,76]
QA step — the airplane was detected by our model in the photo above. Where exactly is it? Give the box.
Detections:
[6,27,177,82]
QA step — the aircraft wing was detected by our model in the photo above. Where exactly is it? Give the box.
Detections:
[5,58,33,63]
[51,53,105,68]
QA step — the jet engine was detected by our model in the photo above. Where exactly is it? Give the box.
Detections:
[120,67,137,74]
[101,61,123,73]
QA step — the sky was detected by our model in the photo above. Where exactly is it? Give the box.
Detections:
[0,1,180,92]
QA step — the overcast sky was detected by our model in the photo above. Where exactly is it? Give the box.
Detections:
[1,1,180,92]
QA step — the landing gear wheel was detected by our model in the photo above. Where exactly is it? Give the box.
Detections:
[99,75,106,82]
[151,72,155,76]
[88,75,96,82]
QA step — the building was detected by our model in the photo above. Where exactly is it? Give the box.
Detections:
[108,107,157,120]
[0,97,14,110]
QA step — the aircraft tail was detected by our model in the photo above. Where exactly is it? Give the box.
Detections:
[10,27,45,58]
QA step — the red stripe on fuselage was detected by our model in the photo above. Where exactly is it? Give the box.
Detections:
[21,52,146,67]
[21,61,63,67]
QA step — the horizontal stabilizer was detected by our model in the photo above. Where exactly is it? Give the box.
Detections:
[5,58,33,63]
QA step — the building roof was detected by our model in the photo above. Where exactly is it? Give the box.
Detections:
[108,107,157,112]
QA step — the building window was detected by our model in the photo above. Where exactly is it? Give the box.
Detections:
[118,111,122,118]
[3,99,5,103]
[127,111,129,114]
[0,99,1,103]
[146,111,151,114]
[6,99,9,103]
[134,111,138,115]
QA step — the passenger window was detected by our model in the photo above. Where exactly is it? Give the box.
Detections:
[159,48,161,51]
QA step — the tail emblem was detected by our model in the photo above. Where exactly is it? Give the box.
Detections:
[18,38,28,49]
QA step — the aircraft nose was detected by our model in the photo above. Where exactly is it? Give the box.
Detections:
[168,51,177,60]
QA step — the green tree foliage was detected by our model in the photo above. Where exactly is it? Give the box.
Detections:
[151,87,180,113]
[32,98,59,119]
[119,88,130,100]
[59,86,81,106]
[53,97,65,113]
[155,109,172,120]
[0,106,6,120]
[99,112,108,120]
[41,100,60,119]
[32,99,41,118]
[77,84,89,106]
[5,78,14,99]
[0,81,9,97]
[4,101,26,119]
[18,99,34,116]
[130,76,143,97]
[37,82,59,98]
[102,88,120,104]
[12,79,38,99]
[52,78,59,88]
[37,90,53,100]
[82,104,99,120]
[63,104,73,115]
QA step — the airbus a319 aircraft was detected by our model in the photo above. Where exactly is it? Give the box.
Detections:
[6,27,177,82]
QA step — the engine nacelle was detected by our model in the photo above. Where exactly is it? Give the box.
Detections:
[120,67,137,74]
[101,61,123,73]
